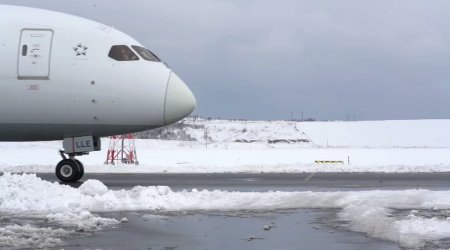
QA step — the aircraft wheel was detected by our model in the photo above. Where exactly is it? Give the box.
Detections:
[74,160,84,181]
[56,159,81,182]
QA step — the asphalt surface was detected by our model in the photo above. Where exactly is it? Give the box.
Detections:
[38,172,450,191]
[26,172,448,249]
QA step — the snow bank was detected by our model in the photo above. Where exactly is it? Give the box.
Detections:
[157,118,450,148]
[79,179,108,196]
[0,174,119,248]
[145,118,311,144]
[1,174,450,248]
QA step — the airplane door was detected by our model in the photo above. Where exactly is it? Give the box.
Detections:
[18,29,54,80]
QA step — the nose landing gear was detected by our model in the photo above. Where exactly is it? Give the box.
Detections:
[56,159,83,182]
[55,136,100,183]
[56,151,85,182]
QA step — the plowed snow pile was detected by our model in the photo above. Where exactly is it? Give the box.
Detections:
[1,174,450,248]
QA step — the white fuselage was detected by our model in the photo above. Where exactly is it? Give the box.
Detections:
[0,5,196,141]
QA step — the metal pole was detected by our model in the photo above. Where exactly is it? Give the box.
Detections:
[121,136,124,163]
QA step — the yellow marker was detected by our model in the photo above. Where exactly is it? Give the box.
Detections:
[315,161,344,164]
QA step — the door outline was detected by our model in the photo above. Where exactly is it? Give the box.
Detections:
[17,28,54,80]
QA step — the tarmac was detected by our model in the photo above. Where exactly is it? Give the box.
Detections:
[32,172,450,250]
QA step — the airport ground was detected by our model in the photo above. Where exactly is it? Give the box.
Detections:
[28,173,450,250]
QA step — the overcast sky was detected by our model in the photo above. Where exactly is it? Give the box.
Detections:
[2,0,450,120]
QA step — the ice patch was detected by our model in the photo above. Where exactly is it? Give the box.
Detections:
[0,224,68,249]
[1,173,450,248]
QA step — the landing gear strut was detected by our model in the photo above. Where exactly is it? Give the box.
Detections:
[55,136,101,182]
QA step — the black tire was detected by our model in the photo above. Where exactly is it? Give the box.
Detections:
[74,160,84,181]
[55,159,80,182]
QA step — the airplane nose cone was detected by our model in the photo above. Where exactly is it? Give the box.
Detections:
[164,72,197,125]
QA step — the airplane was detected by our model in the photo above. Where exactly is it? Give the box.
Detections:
[0,5,196,182]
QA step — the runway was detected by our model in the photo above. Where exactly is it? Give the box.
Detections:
[30,172,450,249]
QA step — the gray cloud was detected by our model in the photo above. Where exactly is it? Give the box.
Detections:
[2,0,450,120]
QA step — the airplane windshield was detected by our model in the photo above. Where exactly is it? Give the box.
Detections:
[108,45,139,61]
[132,46,161,62]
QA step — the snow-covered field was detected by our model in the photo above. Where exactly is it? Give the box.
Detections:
[2,140,450,174]
[0,119,449,173]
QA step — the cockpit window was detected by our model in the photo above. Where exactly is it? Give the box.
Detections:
[131,46,161,62]
[108,45,139,61]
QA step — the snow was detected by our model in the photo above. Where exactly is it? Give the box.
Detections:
[0,224,66,249]
[0,119,450,247]
[79,179,108,196]
[1,173,450,248]
[176,118,450,148]
[0,140,449,174]
[299,119,450,148]
[0,119,449,174]
[0,174,119,248]
[182,118,311,143]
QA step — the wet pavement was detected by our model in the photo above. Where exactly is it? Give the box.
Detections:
[30,173,450,249]
[60,210,398,250]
